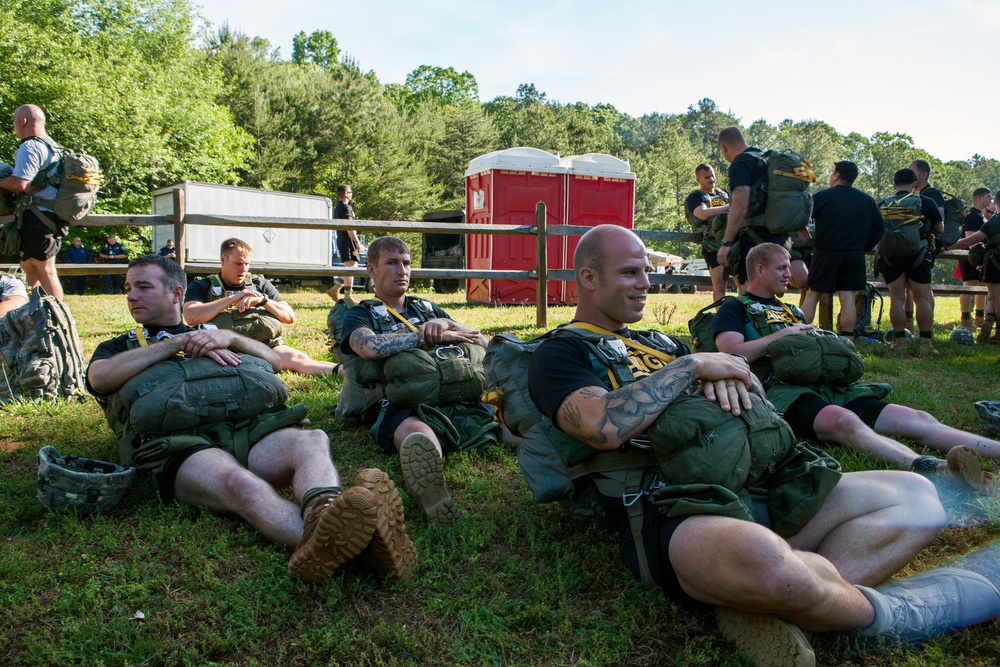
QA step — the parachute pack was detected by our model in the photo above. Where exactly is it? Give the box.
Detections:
[938,190,969,247]
[0,286,87,403]
[878,192,926,262]
[24,135,103,228]
[747,148,816,235]
[205,274,284,347]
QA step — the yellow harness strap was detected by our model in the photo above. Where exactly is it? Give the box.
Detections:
[133,326,148,347]
[375,297,420,333]
[562,323,677,363]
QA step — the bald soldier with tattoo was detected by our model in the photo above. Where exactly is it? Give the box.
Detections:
[525,224,1000,667]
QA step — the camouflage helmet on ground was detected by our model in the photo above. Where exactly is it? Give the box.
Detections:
[37,446,136,515]
[949,328,976,346]
[974,401,1000,439]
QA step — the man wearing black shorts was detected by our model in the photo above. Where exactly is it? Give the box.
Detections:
[0,105,67,301]
[957,188,991,330]
[877,169,943,355]
[949,208,1000,345]
[716,126,806,289]
[684,163,730,301]
[714,242,1000,480]
[799,161,883,336]
[526,225,999,667]
[334,184,364,305]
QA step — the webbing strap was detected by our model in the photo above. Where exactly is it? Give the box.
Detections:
[567,448,655,479]
[133,327,148,347]
[562,323,677,364]
[624,467,656,589]
[375,297,419,332]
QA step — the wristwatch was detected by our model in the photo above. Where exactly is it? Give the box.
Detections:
[721,240,735,247]
[259,295,269,306]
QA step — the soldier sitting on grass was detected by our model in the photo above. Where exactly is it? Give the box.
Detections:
[87,253,416,583]
[183,238,338,376]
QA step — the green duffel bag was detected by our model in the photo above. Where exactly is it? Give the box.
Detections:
[382,343,487,407]
[767,332,864,387]
[116,353,288,434]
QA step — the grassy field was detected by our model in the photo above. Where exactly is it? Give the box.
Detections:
[3,285,1000,666]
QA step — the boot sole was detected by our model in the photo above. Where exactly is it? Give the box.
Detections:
[716,607,815,667]
[353,468,418,579]
[288,487,377,583]
[399,433,459,525]
[947,445,987,491]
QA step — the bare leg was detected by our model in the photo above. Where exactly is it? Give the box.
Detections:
[910,282,935,333]
[874,403,1000,460]
[275,345,337,375]
[887,276,908,333]
[837,290,857,334]
[342,259,358,292]
[393,416,443,455]
[20,256,63,301]
[709,264,726,302]
[813,404,924,470]
[800,290,820,324]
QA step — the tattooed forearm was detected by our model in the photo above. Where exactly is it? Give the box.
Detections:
[350,329,419,359]
[561,400,584,431]
[603,356,697,441]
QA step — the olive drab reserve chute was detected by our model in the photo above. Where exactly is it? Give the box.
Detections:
[745,148,816,235]
[878,192,926,266]
[22,135,103,233]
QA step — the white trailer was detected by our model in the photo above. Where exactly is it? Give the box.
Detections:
[151,181,333,267]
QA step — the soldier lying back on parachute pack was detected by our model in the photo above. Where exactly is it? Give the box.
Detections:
[87,253,416,584]
[495,224,1000,667]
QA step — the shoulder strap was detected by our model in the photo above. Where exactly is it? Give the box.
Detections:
[373,297,419,332]
[561,322,677,365]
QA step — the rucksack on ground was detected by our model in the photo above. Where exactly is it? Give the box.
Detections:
[878,193,925,259]
[840,283,884,341]
[24,136,103,225]
[0,286,87,402]
[747,149,816,235]
[326,299,352,365]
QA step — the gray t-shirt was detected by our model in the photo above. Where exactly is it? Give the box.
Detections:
[13,138,59,208]
[0,274,28,302]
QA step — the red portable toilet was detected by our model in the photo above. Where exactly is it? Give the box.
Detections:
[561,154,636,303]
[465,148,567,305]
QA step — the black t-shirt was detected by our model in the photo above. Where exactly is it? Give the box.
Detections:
[918,185,946,211]
[184,275,283,304]
[980,216,1000,241]
[684,188,729,224]
[528,329,692,425]
[86,323,194,396]
[712,292,797,342]
[340,299,450,356]
[727,148,767,218]
[963,207,985,235]
[811,185,884,252]
[334,201,356,242]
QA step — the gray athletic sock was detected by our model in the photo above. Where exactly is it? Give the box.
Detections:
[910,456,945,474]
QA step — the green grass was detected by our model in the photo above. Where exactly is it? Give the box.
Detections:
[2,287,1000,666]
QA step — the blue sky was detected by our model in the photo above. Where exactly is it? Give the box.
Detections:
[193,0,999,163]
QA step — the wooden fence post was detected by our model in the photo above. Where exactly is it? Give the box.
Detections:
[535,202,547,329]
[172,187,185,269]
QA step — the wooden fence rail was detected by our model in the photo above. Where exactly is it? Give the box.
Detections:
[1,188,984,329]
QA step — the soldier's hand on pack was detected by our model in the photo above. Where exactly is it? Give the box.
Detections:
[780,323,817,337]
[179,329,241,366]
[233,290,262,313]
[688,352,753,415]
